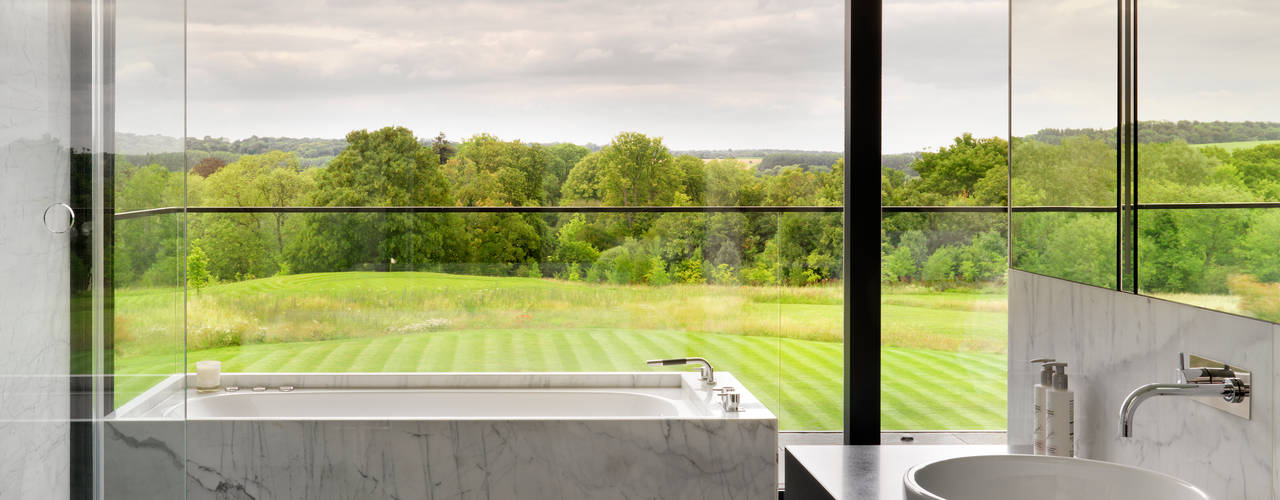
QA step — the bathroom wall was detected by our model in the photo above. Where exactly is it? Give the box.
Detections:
[0,0,72,497]
[1009,269,1277,499]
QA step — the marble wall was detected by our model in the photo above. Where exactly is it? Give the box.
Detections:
[0,0,72,497]
[1009,269,1277,499]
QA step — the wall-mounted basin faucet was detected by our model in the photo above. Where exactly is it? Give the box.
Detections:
[646,357,715,385]
[1119,353,1250,438]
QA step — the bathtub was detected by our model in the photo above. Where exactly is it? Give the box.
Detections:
[106,372,778,500]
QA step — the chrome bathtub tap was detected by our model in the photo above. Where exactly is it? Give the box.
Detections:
[1119,353,1250,438]
[715,386,741,412]
[646,357,715,385]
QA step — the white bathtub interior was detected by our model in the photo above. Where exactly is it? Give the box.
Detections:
[113,371,775,422]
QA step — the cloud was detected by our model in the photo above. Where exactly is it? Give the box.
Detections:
[158,0,845,150]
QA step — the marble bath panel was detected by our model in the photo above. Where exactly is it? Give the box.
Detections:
[104,421,187,500]
[1009,270,1275,500]
[182,418,778,500]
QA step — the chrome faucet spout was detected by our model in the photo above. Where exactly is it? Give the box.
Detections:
[1118,382,1240,437]
[646,357,715,385]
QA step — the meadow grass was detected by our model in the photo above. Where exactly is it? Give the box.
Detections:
[113,273,1009,430]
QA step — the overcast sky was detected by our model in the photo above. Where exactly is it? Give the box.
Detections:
[113,0,1279,154]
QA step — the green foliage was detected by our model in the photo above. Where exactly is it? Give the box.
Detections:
[285,127,464,274]
[1238,211,1280,283]
[543,143,591,204]
[676,257,706,284]
[644,256,672,286]
[756,152,843,173]
[1023,120,1280,146]
[902,134,1007,205]
[187,242,212,291]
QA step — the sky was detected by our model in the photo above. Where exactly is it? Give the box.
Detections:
[112,0,1280,155]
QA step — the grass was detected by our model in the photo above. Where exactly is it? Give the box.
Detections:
[1194,140,1280,152]
[1146,292,1242,315]
[113,274,1008,430]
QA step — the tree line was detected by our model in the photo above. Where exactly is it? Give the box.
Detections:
[115,127,844,290]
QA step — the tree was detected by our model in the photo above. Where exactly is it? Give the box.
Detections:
[673,155,707,205]
[191,157,228,178]
[431,132,456,165]
[597,132,679,209]
[286,126,463,273]
[1237,211,1280,283]
[195,151,308,280]
[187,241,212,292]
[906,134,1007,205]
[543,143,591,205]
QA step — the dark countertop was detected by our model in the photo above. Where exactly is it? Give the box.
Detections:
[784,445,1018,500]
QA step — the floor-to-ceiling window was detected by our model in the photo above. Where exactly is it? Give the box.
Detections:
[107,0,849,433]
[879,0,1009,434]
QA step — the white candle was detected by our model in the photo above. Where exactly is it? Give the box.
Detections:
[196,360,221,390]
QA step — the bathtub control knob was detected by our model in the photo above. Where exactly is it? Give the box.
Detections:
[225,386,240,392]
[715,387,741,412]
[279,386,295,392]
[252,386,267,392]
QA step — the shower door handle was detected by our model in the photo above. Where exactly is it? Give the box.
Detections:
[43,203,75,233]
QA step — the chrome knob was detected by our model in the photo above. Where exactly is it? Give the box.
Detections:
[43,203,74,233]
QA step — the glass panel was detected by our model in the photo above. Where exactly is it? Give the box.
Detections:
[1010,0,1121,289]
[1135,1,1280,319]
[883,0,1008,432]
[103,0,188,496]
[880,212,1008,430]
[170,0,843,443]
[1,0,76,496]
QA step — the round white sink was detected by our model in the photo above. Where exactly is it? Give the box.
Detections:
[904,455,1210,500]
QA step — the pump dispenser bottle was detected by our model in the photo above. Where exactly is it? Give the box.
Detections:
[1029,358,1055,455]
[1045,362,1074,457]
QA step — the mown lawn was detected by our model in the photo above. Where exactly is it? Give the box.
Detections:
[113,273,1008,430]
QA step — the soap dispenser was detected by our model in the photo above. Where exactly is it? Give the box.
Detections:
[1029,358,1055,455]
[1045,362,1074,457]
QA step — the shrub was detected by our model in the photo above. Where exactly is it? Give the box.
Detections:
[676,257,706,284]
[711,263,739,285]
[565,262,583,281]
[1229,274,1280,323]
[187,243,212,291]
[644,256,672,286]
[741,259,778,286]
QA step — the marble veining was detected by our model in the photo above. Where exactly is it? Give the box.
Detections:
[1010,270,1275,499]
[108,372,778,499]
[0,0,72,496]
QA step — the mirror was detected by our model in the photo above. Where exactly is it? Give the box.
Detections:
[1010,0,1122,290]
[1133,1,1280,322]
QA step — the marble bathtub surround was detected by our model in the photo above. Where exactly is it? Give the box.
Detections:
[1009,269,1277,499]
[108,372,779,499]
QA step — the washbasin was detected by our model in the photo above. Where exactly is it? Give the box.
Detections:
[904,455,1209,500]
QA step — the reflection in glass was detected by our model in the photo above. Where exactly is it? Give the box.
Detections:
[1009,0,1120,290]
[1134,1,1280,319]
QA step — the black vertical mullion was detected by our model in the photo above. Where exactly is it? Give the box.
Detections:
[1115,0,1124,291]
[69,0,114,495]
[845,0,881,444]
[1130,0,1138,293]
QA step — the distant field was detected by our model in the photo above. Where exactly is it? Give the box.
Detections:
[112,274,1007,430]
[703,157,762,167]
[1145,292,1242,315]
[1194,140,1280,152]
